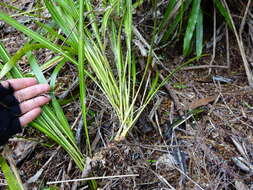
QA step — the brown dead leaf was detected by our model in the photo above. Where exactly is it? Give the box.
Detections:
[188,96,217,110]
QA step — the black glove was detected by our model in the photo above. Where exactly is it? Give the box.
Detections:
[0,83,22,146]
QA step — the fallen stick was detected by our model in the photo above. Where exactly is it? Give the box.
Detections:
[46,174,139,185]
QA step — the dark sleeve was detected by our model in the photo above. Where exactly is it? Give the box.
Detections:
[0,83,22,146]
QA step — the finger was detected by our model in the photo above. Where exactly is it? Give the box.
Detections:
[14,84,50,102]
[19,107,42,127]
[19,96,51,114]
[1,78,38,91]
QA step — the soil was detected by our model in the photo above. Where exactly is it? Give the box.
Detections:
[0,1,253,190]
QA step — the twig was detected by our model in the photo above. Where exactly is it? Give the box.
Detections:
[149,96,163,119]
[223,0,253,86]
[71,111,82,129]
[208,4,217,74]
[239,0,251,38]
[59,78,79,99]
[149,169,176,190]
[155,103,166,143]
[225,24,230,69]
[174,167,205,190]
[169,101,175,124]
[205,23,225,49]
[183,65,228,70]
[26,146,61,184]
[133,26,169,72]
[46,174,139,185]
[159,74,184,116]
[133,26,184,115]
[213,80,253,129]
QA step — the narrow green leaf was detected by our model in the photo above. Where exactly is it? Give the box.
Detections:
[35,21,77,49]
[50,61,74,140]
[162,0,192,42]
[27,51,48,84]
[101,2,118,42]
[44,0,78,45]
[214,0,232,29]
[0,11,77,65]
[0,42,84,170]
[84,0,103,50]
[147,71,159,99]
[195,9,203,57]
[157,0,177,33]
[0,43,44,79]
[55,0,78,20]
[40,56,64,71]
[0,2,45,18]
[79,1,97,188]
[183,0,201,56]
[133,0,144,8]
[0,156,23,190]
[79,0,92,156]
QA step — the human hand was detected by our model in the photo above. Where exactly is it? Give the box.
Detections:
[1,78,51,126]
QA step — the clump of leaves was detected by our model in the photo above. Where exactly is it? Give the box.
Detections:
[0,42,85,170]
[77,0,177,141]
[0,0,193,145]
[0,0,86,170]
[156,0,232,57]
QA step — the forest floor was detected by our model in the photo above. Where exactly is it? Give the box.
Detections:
[0,1,253,190]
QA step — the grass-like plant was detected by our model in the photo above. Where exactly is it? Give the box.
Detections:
[156,0,232,57]
[77,0,174,141]
[0,0,92,171]
[0,42,85,170]
[0,0,182,144]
